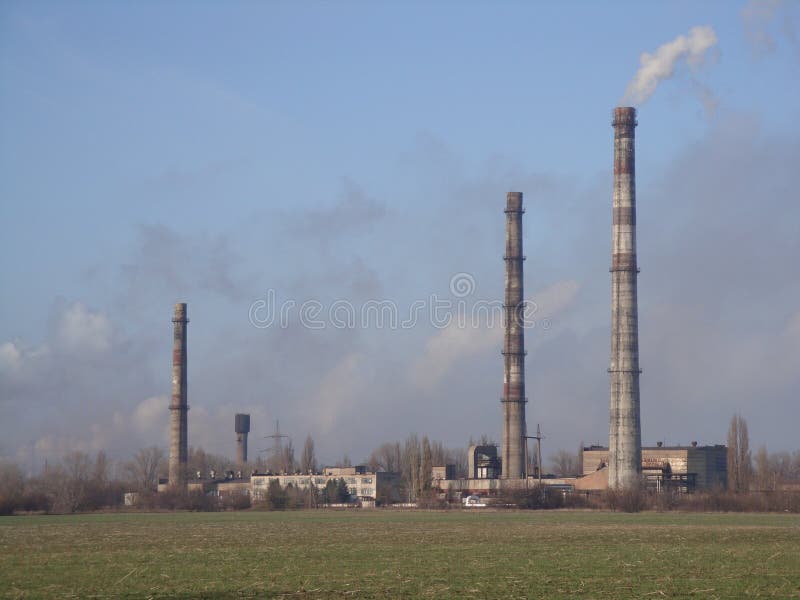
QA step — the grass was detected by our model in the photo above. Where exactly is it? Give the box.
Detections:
[1,510,798,599]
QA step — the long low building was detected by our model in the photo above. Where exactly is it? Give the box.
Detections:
[251,467,401,503]
[158,466,402,504]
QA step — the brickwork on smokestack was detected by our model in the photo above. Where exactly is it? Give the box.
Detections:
[609,107,642,489]
[169,303,189,488]
[501,192,527,479]
[235,413,250,466]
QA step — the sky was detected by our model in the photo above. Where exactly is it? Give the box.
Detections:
[1,0,798,471]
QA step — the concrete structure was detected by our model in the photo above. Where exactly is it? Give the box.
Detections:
[609,107,642,489]
[468,445,501,479]
[159,471,250,496]
[168,302,189,488]
[234,413,250,466]
[431,465,456,488]
[583,444,727,491]
[502,191,527,479]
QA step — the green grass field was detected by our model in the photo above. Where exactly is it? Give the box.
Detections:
[1,510,798,599]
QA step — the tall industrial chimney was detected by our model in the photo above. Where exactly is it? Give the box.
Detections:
[168,302,189,488]
[501,191,527,479]
[609,107,642,489]
[235,413,250,466]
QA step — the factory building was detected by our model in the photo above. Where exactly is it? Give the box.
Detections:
[582,443,728,491]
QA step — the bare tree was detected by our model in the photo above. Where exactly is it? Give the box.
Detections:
[125,446,165,492]
[403,434,421,501]
[367,442,402,473]
[47,451,93,513]
[280,441,296,473]
[754,448,800,490]
[188,446,237,478]
[300,435,317,474]
[727,414,752,492]
[754,445,772,491]
[448,446,468,478]
[549,449,580,477]
[419,436,432,492]
[0,462,25,514]
[368,438,467,480]
[792,451,800,481]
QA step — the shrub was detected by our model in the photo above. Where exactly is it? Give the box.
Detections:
[603,486,647,513]
[417,490,448,509]
[265,479,287,510]
[220,492,252,511]
[498,485,565,509]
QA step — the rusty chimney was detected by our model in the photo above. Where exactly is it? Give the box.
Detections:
[501,191,527,479]
[235,413,250,465]
[168,302,189,488]
[608,107,642,489]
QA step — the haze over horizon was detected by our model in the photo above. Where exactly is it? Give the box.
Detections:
[1,1,798,470]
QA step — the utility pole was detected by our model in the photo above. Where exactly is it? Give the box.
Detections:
[262,420,290,472]
[524,424,545,486]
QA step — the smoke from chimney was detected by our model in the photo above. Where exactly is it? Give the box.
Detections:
[622,25,718,106]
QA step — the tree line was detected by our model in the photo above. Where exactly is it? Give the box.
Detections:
[0,432,468,513]
[3,416,796,514]
[726,413,800,492]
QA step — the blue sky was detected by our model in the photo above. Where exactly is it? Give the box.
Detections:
[1,1,798,468]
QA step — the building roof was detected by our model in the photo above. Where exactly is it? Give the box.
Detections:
[583,445,726,451]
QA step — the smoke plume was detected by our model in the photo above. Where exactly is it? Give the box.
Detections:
[623,26,718,105]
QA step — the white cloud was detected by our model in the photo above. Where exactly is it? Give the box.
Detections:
[0,342,22,375]
[55,303,112,354]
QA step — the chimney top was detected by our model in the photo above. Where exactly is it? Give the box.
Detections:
[612,106,637,128]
